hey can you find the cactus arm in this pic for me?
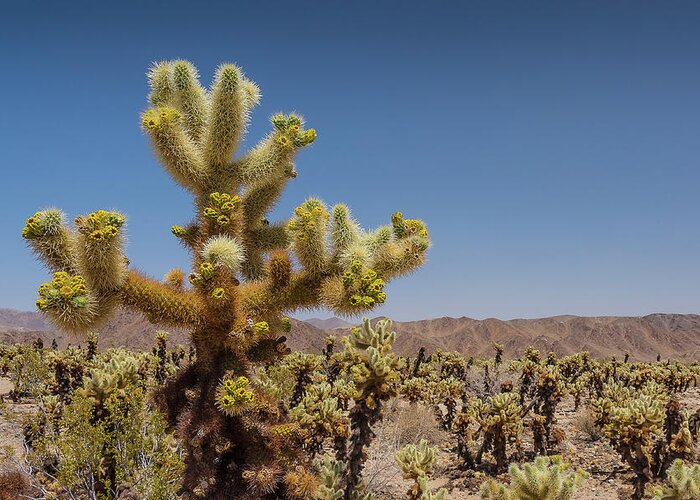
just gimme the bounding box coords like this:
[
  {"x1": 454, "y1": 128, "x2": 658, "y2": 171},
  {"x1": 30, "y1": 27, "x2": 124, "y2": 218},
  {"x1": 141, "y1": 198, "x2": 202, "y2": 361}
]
[
  {"x1": 241, "y1": 180, "x2": 289, "y2": 228},
  {"x1": 147, "y1": 61, "x2": 176, "y2": 107},
  {"x1": 248, "y1": 223, "x2": 289, "y2": 252},
  {"x1": 170, "y1": 60, "x2": 209, "y2": 143},
  {"x1": 26, "y1": 228, "x2": 76, "y2": 273},
  {"x1": 29, "y1": 209, "x2": 129, "y2": 334},
  {"x1": 329, "y1": 204, "x2": 361, "y2": 267},
  {"x1": 22, "y1": 209, "x2": 77, "y2": 273},
  {"x1": 227, "y1": 114, "x2": 315, "y2": 188},
  {"x1": 203, "y1": 64, "x2": 259, "y2": 183},
  {"x1": 287, "y1": 199, "x2": 330, "y2": 276},
  {"x1": 371, "y1": 233, "x2": 430, "y2": 280},
  {"x1": 141, "y1": 106, "x2": 207, "y2": 192},
  {"x1": 120, "y1": 269, "x2": 204, "y2": 328},
  {"x1": 240, "y1": 270, "x2": 323, "y2": 316},
  {"x1": 228, "y1": 132, "x2": 293, "y2": 189},
  {"x1": 72, "y1": 211, "x2": 128, "y2": 295}
]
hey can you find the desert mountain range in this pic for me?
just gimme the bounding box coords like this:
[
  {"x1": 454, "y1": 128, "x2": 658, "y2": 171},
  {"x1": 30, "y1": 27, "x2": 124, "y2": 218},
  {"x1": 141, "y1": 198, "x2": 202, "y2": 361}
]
[{"x1": 1, "y1": 307, "x2": 699, "y2": 361}]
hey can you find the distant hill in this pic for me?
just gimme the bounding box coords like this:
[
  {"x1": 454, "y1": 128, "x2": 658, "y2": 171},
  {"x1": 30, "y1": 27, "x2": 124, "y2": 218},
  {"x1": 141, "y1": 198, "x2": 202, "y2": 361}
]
[
  {"x1": 304, "y1": 317, "x2": 355, "y2": 330},
  {"x1": 376, "y1": 314, "x2": 700, "y2": 361},
  {"x1": 0, "y1": 308, "x2": 698, "y2": 361},
  {"x1": 0, "y1": 307, "x2": 189, "y2": 350}
]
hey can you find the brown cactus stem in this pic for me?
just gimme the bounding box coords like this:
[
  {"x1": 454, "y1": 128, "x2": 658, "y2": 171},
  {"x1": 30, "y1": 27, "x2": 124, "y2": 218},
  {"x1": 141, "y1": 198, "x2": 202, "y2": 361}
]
[
  {"x1": 290, "y1": 369, "x2": 312, "y2": 409},
  {"x1": 412, "y1": 346, "x2": 426, "y2": 377},
  {"x1": 344, "y1": 397, "x2": 383, "y2": 500}
]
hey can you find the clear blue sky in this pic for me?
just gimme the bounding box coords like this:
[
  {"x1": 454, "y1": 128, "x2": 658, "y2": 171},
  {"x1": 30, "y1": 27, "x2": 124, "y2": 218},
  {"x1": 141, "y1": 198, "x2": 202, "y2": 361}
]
[{"x1": 1, "y1": 1, "x2": 698, "y2": 321}]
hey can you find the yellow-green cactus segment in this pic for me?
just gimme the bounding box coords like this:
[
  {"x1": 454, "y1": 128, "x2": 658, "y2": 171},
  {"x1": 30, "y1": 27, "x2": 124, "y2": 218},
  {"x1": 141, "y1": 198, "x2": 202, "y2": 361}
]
[
  {"x1": 287, "y1": 199, "x2": 330, "y2": 274},
  {"x1": 22, "y1": 209, "x2": 65, "y2": 239},
  {"x1": 271, "y1": 113, "x2": 316, "y2": 149},
  {"x1": 281, "y1": 317, "x2": 292, "y2": 333},
  {"x1": 287, "y1": 200, "x2": 329, "y2": 235},
  {"x1": 342, "y1": 260, "x2": 386, "y2": 308},
  {"x1": 141, "y1": 104, "x2": 207, "y2": 192},
  {"x1": 482, "y1": 455, "x2": 588, "y2": 500},
  {"x1": 652, "y1": 459, "x2": 700, "y2": 500},
  {"x1": 270, "y1": 423, "x2": 297, "y2": 439},
  {"x1": 200, "y1": 262, "x2": 215, "y2": 280},
  {"x1": 603, "y1": 393, "x2": 665, "y2": 442},
  {"x1": 141, "y1": 107, "x2": 180, "y2": 130},
  {"x1": 211, "y1": 287, "x2": 226, "y2": 300},
  {"x1": 171, "y1": 225, "x2": 187, "y2": 237},
  {"x1": 37, "y1": 272, "x2": 89, "y2": 311},
  {"x1": 74, "y1": 210, "x2": 125, "y2": 240},
  {"x1": 216, "y1": 375, "x2": 254, "y2": 416},
  {"x1": 395, "y1": 439, "x2": 439, "y2": 480},
  {"x1": 391, "y1": 211, "x2": 428, "y2": 239},
  {"x1": 253, "y1": 321, "x2": 269, "y2": 335},
  {"x1": 203, "y1": 192, "x2": 242, "y2": 227},
  {"x1": 189, "y1": 262, "x2": 215, "y2": 287}
]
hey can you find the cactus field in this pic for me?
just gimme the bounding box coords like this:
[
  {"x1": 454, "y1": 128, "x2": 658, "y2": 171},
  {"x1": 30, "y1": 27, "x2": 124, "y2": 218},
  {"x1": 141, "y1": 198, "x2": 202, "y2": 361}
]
[
  {"x1": 0, "y1": 333, "x2": 699, "y2": 498},
  {"x1": 1, "y1": 59, "x2": 698, "y2": 499}
]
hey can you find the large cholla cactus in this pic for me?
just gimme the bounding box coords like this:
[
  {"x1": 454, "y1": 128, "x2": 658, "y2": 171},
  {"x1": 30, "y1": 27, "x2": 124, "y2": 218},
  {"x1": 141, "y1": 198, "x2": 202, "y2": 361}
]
[
  {"x1": 480, "y1": 455, "x2": 587, "y2": 500},
  {"x1": 22, "y1": 59, "x2": 430, "y2": 498}
]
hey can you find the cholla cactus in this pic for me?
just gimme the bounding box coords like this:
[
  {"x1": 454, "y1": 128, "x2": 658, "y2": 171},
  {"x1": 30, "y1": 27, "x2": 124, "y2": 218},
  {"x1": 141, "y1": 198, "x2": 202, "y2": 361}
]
[
  {"x1": 86, "y1": 332, "x2": 98, "y2": 361},
  {"x1": 454, "y1": 392, "x2": 523, "y2": 471},
  {"x1": 592, "y1": 381, "x2": 696, "y2": 499},
  {"x1": 215, "y1": 373, "x2": 254, "y2": 415},
  {"x1": 568, "y1": 378, "x2": 586, "y2": 411},
  {"x1": 314, "y1": 455, "x2": 344, "y2": 500},
  {"x1": 23, "y1": 59, "x2": 430, "y2": 497},
  {"x1": 652, "y1": 459, "x2": 700, "y2": 500},
  {"x1": 395, "y1": 439, "x2": 447, "y2": 500},
  {"x1": 288, "y1": 352, "x2": 324, "y2": 408},
  {"x1": 432, "y1": 376, "x2": 463, "y2": 430},
  {"x1": 401, "y1": 376, "x2": 433, "y2": 404},
  {"x1": 527, "y1": 365, "x2": 566, "y2": 454},
  {"x1": 481, "y1": 455, "x2": 587, "y2": 500},
  {"x1": 343, "y1": 318, "x2": 402, "y2": 498},
  {"x1": 47, "y1": 347, "x2": 86, "y2": 401},
  {"x1": 153, "y1": 330, "x2": 169, "y2": 382},
  {"x1": 290, "y1": 382, "x2": 349, "y2": 456},
  {"x1": 81, "y1": 350, "x2": 142, "y2": 413},
  {"x1": 435, "y1": 350, "x2": 467, "y2": 379},
  {"x1": 518, "y1": 350, "x2": 539, "y2": 406},
  {"x1": 493, "y1": 343, "x2": 504, "y2": 365}
]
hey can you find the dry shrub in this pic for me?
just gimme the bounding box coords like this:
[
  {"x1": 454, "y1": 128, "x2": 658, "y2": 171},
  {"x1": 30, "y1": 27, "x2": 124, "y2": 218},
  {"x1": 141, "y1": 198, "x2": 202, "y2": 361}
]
[
  {"x1": 0, "y1": 467, "x2": 30, "y2": 500},
  {"x1": 394, "y1": 402, "x2": 447, "y2": 447},
  {"x1": 463, "y1": 364, "x2": 511, "y2": 399},
  {"x1": 573, "y1": 408, "x2": 602, "y2": 441}
]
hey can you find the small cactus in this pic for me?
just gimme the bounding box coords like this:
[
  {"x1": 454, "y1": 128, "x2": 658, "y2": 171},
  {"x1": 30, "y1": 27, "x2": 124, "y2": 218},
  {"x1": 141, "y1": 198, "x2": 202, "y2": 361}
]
[
  {"x1": 454, "y1": 391, "x2": 523, "y2": 471},
  {"x1": 652, "y1": 459, "x2": 700, "y2": 500},
  {"x1": 395, "y1": 439, "x2": 447, "y2": 500},
  {"x1": 481, "y1": 455, "x2": 587, "y2": 500}
]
